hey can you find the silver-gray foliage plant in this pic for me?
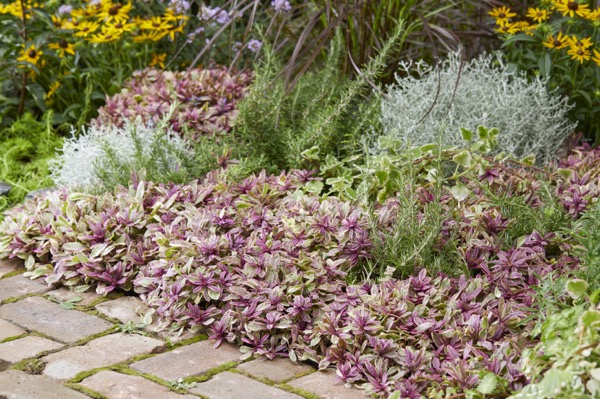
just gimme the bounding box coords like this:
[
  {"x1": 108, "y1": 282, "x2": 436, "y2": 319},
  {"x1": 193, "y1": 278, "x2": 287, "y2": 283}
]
[
  {"x1": 378, "y1": 50, "x2": 577, "y2": 164},
  {"x1": 49, "y1": 117, "x2": 193, "y2": 191}
]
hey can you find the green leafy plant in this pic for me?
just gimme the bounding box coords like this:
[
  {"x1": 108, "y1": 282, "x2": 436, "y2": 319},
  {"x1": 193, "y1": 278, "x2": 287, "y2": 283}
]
[
  {"x1": 510, "y1": 282, "x2": 600, "y2": 399},
  {"x1": 48, "y1": 295, "x2": 83, "y2": 310},
  {"x1": 232, "y1": 23, "x2": 403, "y2": 173},
  {"x1": 116, "y1": 321, "x2": 148, "y2": 336},
  {"x1": 0, "y1": 112, "x2": 61, "y2": 215},
  {"x1": 570, "y1": 201, "x2": 600, "y2": 290}
]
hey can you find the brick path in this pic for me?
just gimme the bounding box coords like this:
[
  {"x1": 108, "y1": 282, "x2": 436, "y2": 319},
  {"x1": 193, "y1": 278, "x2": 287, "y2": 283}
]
[{"x1": 0, "y1": 259, "x2": 366, "y2": 399}]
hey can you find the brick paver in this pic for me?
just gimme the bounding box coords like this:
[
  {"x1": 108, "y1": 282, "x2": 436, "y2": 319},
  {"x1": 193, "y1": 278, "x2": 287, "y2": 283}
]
[
  {"x1": 0, "y1": 336, "x2": 63, "y2": 370},
  {"x1": 130, "y1": 340, "x2": 241, "y2": 381},
  {"x1": 0, "y1": 318, "x2": 26, "y2": 340},
  {"x1": 46, "y1": 287, "x2": 103, "y2": 307},
  {"x1": 42, "y1": 333, "x2": 165, "y2": 381},
  {"x1": 289, "y1": 370, "x2": 367, "y2": 399},
  {"x1": 0, "y1": 296, "x2": 112, "y2": 343},
  {"x1": 79, "y1": 370, "x2": 198, "y2": 399},
  {"x1": 191, "y1": 371, "x2": 303, "y2": 399},
  {"x1": 0, "y1": 274, "x2": 51, "y2": 302},
  {"x1": 237, "y1": 357, "x2": 315, "y2": 382},
  {"x1": 0, "y1": 258, "x2": 24, "y2": 278},
  {"x1": 0, "y1": 369, "x2": 89, "y2": 399},
  {"x1": 0, "y1": 277, "x2": 372, "y2": 399},
  {"x1": 95, "y1": 296, "x2": 149, "y2": 324}
]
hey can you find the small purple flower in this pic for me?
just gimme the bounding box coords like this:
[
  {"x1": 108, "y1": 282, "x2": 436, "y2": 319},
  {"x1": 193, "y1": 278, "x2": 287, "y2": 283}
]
[
  {"x1": 201, "y1": 6, "x2": 230, "y2": 24},
  {"x1": 271, "y1": 0, "x2": 292, "y2": 12},
  {"x1": 57, "y1": 4, "x2": 73, "y2": 16},
  {"x1": 168, "y1": 0, "x2": 191, "y2": 14},
  {"x1": 247, "y1": 39, "x2": 263, "y2": 53}
]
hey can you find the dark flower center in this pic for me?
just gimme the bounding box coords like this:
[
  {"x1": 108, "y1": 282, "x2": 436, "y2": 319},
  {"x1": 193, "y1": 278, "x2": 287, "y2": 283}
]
[
  {"x1": 577, "y1": 49, "x2": 584, "y2": 55},
  {"x1": 568, "y1": 2, "x2": 578, "y2": 11},
  {"x1": 28, "y1": 50, "x2": 37, "y2": 58},
  {"x1": 60, "y1": 39, "x2": 68, "y2": 49},
  {"x1": 108, "y1": 5, "x2": 122, "y2": 16},
  {"x1": 115, "y1": 22, "x2": 123, "y2": 28},
  {"x1": 554, "y1": 39, "x2": 562, "y2": 46},
  {"x1": 498, "y1": 12, "x2": 506, "y2": 18}
]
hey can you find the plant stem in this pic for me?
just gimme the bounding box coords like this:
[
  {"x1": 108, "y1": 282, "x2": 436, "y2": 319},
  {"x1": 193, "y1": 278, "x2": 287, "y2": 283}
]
[{"x1": 17, "y1": 0, "x2": 29, "y2": 117}]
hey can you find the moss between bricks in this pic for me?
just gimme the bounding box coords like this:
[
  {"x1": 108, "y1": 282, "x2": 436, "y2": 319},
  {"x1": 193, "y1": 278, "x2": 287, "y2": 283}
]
[
  {"x1": 10, "y1": 358, "x2": 46, "y2": 374},
  {"x1": 276, "y1": 383, "x2": 322, "y2": 399},
  {"x1": 229, "y1": 367, "x2": 320, "y2": 399},
  {"x1": 182, "y1": 360, "x2": 240, "y2": 384},
  {"x1": 64, "y1": 383, "x2": 110, "y2": 399},
  {"x1": 0, "y1": 333, "x2": 27, "y2": 344},
  {"x1": 0, "y1": 269, "x2": 26, "y2": 280},
  {"x1": 70, "y1": 326, "x2": 119, "y2": 347},
  {"x1": 232, "y1": 364, "x2": 317, "y2": 386},
  {"x1": 0, "y1": 292, "x2": 43, "y2": 306}
]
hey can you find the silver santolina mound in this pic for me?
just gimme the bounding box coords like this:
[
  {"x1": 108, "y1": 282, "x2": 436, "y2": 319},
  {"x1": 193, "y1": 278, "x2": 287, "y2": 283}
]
[{"x1": 378, "y1": 51, "x2": 577, "y2": 164}]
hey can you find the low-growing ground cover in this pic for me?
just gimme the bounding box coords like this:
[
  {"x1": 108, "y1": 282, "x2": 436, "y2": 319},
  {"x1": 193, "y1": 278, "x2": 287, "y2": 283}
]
[
  {"x1": 1, "y1": 139, "x2": 599, "y2": 398},
  {"x1": 93, "y1": 66, "x2": 253, "y2": 140}
]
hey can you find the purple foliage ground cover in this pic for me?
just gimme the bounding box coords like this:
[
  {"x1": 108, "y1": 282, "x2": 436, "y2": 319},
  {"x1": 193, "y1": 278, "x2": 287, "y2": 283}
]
[
  {"x1": 93, "y1": 66, "x2": 253, "y2": 140},
  {"x1": 1, "y1": 145, "x2": 599, "y2": 397}
]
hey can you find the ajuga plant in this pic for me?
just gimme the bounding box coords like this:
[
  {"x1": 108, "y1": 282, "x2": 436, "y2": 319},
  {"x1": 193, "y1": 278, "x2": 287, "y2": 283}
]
[
  {"x1": 231, "y1": 24, "x2": 404, "y2": 173},
  {"x1": 93, "y1": 66, "x2": 253, "y2": 142},
  {"x1": 49, "y1": 113, "x2": 217, "y2": 193},
  {"x1": 377, "y1": 50, "x2": 577, "y2": 165},
  {"x1": 0, "y1": 164, "x2": 591, "y2": 398},
  {"x1": 0, "y1": 113, "x2": 62, "y2": 214}
]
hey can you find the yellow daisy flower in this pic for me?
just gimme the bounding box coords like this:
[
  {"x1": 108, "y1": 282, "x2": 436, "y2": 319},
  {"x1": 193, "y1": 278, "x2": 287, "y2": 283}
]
[
  {"x1": 165, "y1": 23, "x2": 185, "y2": 41},
  {"x1": 592, "y1": 49, "x2": 600, "y2": 66},
  {"x1": 543, "y1": 31, "x2": 569, "y2": 49},
  {"x1": 52, "y1": 15, "x2": 66, "y2": 29},
  {"x1": 85, "y1": 1, "x2": 103, "y2": 16},
  {"x1": 74, "y1": 20, "x2": 101, "y2": 37},
  {"x1": 567, "y1": 35, "x2": 593, "y2": 49},
  {"x1": 62, "y1": 19, "x2": 83, "y2": 30},
  {"x1": 585, "y1": 8, "x2": 600, "y2": 21},
  {"x1": 514, "y1": 21, "x2": 537, "y2": 35},
  {"x1": 132, "y1": 30, "x2": 164, "y2": 43},
  {"x1": 495, "y1": 21, "x2": 519, "y2": 35},
  {"x1": 46, "y1": 81, "x2": 61, "y2": 100},
  {"x1": 555, "y1": 0, "x2": 590, "y2": 18},
  {"x1": 71, "y1": 8, "x2": 93, "y2": 19},
  {"x1": 567, "y1": 46, "x2": 591, "y2": 63},
  {"x1": 87, "y1": 25, "x2": 122, "y2": 43},
  {"x1": 97, "y1": 1, "x2": 131, "y2": 23},
  {"x1": 106, "y1": 20, "x2": 136, "y2": 33},
  {"x1": 163, "y1": 9, "x2": 189, "y2": 22},
  {"x1": 489, "y1": 6, "x2": 517, "y2": 25},
  {"x1": 150, "y1": 53, "x2": 167, "y2": 68},
  {"x1": 526, "y1": 7, "x2": 550, "y2": 23},
  {"x1": 17, "y1": 45, "x2": 42, "y2": 66},
  {"x1": 139, "y1": 16, "x2": 171, "y2": 31},
  {"x1": 49, "y1": 39, "x2": 75, "y2": 58}
]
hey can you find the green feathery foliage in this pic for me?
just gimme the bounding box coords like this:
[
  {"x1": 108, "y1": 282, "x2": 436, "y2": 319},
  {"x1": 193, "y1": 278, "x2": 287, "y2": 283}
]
[
  {"x1": 232, "y1": 22, "x2": 405, "y2": 173},
  {"x1": 0, "y1": 113, "x2": 61, "y2": 214}
]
